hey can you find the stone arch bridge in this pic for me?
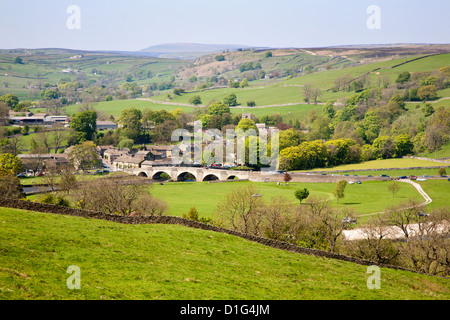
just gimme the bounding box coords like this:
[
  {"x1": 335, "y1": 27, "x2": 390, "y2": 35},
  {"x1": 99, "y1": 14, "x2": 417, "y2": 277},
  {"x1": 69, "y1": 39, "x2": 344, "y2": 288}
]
[
  {"x1": 126, "y1": 166, "x2": 392, "y2": 183},
  {"x1": 129, "y1": 166, "x2": 252, "y2": 182}
]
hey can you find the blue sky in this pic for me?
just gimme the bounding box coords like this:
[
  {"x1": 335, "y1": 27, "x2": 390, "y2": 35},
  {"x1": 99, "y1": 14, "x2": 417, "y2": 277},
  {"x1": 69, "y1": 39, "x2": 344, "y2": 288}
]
[{"x1": 1, "y1": 0, "x2": 449, "y2": 51}]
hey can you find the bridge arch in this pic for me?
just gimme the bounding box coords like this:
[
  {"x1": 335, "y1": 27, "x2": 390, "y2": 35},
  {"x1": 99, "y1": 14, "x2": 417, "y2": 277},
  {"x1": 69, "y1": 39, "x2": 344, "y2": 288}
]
[
  {"x1": 152, "y1": 171, "x2": 171, "y2": 181},
  {"x1": 177, "y1": 171, "x2": 197, "y2": 182},
  {"x1": 137, "y1": 172, "x2": 148, "y2": 177},
  {"x1": 203, "y1": 174, "x2": 220, "y2": 182},
  {"x1": 227, "y1": 175, "x2": 238, "y2": 180}
]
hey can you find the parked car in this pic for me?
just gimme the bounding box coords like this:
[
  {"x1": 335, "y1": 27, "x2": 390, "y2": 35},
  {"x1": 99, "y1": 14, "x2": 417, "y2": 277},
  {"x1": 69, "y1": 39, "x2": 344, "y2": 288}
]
[
  {"x1": 356, "y1": 180, "x2": 361, "y2": 184},
  {"x1": 398, "y1": 176, "x2": 407, "y2": 179},
  {"x1": 348, "y1": 181, "x2": 354, "y2": 184},
  {"x1": 36, "y1": 172, "x2": 44, "y2": 177},
  {"x1": 423, "y1": 175, "x2": 430, "y2": 178},
  {"x1": 342, "y1": 217, "x2": 357, "y2": 224},
  {"x1": 417, "y1": 178, "x2": 427, "y2": 181},
  {"x1": 418, "y1": 212, "x2": 429, "y2": 217},
  {"x1": 409, "y1": 175, "x2": 417, "y2": 180},
  {"x1": 380, "y1": 174, "x2": 390, "y2": 178},
  {"x1": 16, "y1": 173, "x2": 26, "y2": 178}
]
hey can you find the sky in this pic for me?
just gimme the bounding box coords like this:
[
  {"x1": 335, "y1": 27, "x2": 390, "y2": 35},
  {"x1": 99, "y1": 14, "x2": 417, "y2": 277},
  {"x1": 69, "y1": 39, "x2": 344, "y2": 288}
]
[{"x1": 1, "y1": 0, "x2": 449, "y2": 51}]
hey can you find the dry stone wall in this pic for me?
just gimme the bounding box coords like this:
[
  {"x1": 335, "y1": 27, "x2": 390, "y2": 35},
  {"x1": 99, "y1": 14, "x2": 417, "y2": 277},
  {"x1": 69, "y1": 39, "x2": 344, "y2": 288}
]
[{"x1": 0, "y1": 198, "x2": 424, "y2": 275}]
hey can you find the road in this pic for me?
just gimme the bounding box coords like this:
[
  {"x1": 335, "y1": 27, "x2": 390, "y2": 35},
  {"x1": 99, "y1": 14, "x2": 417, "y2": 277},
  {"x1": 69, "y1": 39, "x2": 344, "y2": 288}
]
[{"x1": 342, "y1": 179, "x2": 434, "y2": 240}]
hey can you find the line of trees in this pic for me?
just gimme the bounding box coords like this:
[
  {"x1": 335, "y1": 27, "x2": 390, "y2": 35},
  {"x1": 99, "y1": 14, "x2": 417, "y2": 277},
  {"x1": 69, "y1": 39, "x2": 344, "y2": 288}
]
[{"x1": 215, "y1": 185, "x2": 450, "y2": 276}]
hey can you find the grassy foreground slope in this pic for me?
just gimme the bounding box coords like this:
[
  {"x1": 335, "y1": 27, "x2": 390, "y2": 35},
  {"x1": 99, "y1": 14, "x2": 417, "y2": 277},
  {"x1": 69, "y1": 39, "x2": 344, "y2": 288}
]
[{"x1": 1, "y1": 207, "x2": 448, "y2": 300}]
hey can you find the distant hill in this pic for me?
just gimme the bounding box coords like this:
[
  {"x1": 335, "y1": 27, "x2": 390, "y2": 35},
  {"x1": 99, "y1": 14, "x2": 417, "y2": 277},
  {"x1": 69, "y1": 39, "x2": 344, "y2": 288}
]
[{"x1": 139, "y1": 43, "x2": 265, "y2": 60}]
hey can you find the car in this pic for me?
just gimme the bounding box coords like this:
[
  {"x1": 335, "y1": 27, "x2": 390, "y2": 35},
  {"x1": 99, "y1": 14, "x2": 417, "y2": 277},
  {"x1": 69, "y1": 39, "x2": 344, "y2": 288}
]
[
  {"x1": 348, "y1": 181, "x2": 354, "y2": 184},
  {"x1": 423, "y1": 175, "x2": 430, "y2": 178},
  {"x1": 356, "y1": 180, "x2": 361, "y2": 184},
  {"x1": 398, "y1": 176, "x2": 407, "y2": 179},
  {"x1": 418, "y1": 212, "x2": 429, "y2": 217},
  {"x1": 409, "y1": 175, "x2": 417, "y2": 180},
  {"x1": 367, "y1": 175, "x2": 373, "y2": 177},
  {"x1": 16, "y1": 173, "x2": 26, "y2": 178},
  {"x1": 416, "y1": 178, "x2": 427, "y2": 181},
  {"x1": 342, "y1": 217, "x2": 357, "y2": 224},
  {"x1": 380, "y1": 174, "x2": 390, "y2": 178},
  {"x1": 36, "y1": 172, "x2": 44, "y2": 177},
  {"x1": 448, "y1": 178, "x2": 450, "y2": 182}
]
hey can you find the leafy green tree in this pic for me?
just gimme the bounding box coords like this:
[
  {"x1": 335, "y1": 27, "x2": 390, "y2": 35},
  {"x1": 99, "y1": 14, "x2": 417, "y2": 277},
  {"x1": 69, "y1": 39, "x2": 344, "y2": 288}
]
[
  {"x1": 118, "y1": 138, "x2": 134, "y2": 149},
  {"x1": 422, "y1": 103, "x2": 435, "y2": 117},
  {"x1": 207, "y1": 101, "x2": 230, "y2": 116},
  {"x1": 418, "y1": 85, "x2": 437, "y2": 101},
  {"x1": 235, "y1": 118, "x2": 257, "y2": 132},
  {"x1": 0, "y1": 153, "x2": 23, "y2": 174},
  {"x1": 215, "y1": 55, "x2": 225, "y2": 61},
  {"x1": 188, "y1": 95, "x2": 202, "y2": 105},
  {"x1": 70, "y1": 110, "x2": 98, "y2": 143},
  {"x1": 372, "y1": 135, "x2": 395, "y2": 159},
  {"x1": 278, "y1": 128, "x2": 306, "y2": 151},
  {"x1": 240, "y1": 78, "x2": 249, "y2": 88},
  {"x1": 396, "y1": 71, "x2": 411, "y2": 84},
  {"x1": 118, "y1": 108, "x2": 143, "y2": 140},
  {"x1": 188, "y1": 75, "x2": 198, "y2": 83},
  {"x1": 0, "y1": 94, "x2": 19, "y2": 109},
  {"x1": 394, "y1": 134, "x2": 413, "y2": 157},
  {"x1": 68, "y1": 141, "x2": 101, "y2": 170},
  {"x1": 333, "y1": 180, "x2": 348, "y2": 204},
  {"x1": 294, "y1": 188, "x2": 309, "y2": 204},
  {"x1": 14, "y1": 56, "x2": 23, "y2": 64},
  {"x1": 265, "y1": 51, "x2": 273, "y2": 58},
  {"x1": 223, "y1": 93, "x2": 238, "y2": 106}
]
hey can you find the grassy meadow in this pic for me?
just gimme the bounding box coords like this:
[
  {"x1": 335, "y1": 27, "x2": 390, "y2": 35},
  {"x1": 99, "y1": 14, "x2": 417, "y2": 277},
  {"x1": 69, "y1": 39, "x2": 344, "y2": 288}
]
[
  {"x1": 148, "y1": 180, "x2": 424, "y2": 220},
  {"x1": 1, "y1": 206, "x2": 448, "y2": 300}
]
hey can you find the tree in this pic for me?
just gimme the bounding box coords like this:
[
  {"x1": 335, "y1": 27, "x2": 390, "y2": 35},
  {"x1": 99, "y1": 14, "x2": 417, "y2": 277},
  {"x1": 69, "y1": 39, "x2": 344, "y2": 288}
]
[
  {"x1": 425, "y1": 124, "x2": 447, "y2": 159},
  {"x1": 438, "y1": 167, "x2": 447, "y2": 176},
  {"x1": 217, "y1": 185, "x2": 264, "y2": 235},
  {"x1": 417, "y1": 85, "x2": 437, "y2": 101},
  {"x1": 207, "y1": 101, "x2": 230, "y2": 116},
  {"x1": 0, "y1": 172, "x2": 23, "y2": 199},
  {"x1": 118, "y1": 108, "x2": 142, "y2": 141},
  {"x1": 223, "y1": 93, "x2": 238, "y2": 106},
  {"x1": 388, "y1": 182, "x2": 401, "y2": 198},
  {"x1": 265, "y1": 51, "x2": 273, "y2": 58},
  {"x1": 0, "y1": 153, "x2": 23, "y2": 174},
  {"x1": 240, "y1": 78, "x2": 249, "y2": 88},
  {"x1": 188, "y1": 75, "x2": 198, "y2": 83},
  {"x1": 396, "y1": 71, "x2": 411, "y2": 84},
  {"x1": 70, "y1": 110, "x2": 97, "y2": 143},
  {"x1": 0, "y1": 102, "x2": 9, "y2": 125},
  {"x1": 215, "y1": 54, "x2": 225, "y2": 61},
  {"x1": 188, "y1": 95, "x2": 202, "y2": 105},
  {"x1": 0, "y1": 94, "x2": 19, "y2": 109},
  {"x1": 235, "y1": 118, "x2": 257, "y2": 132},
  {"x1": 67, "y1": 141, "x2": 101, "y2": 170},
  {"x1": 294, "y1": 188, "x2": 310, "y2": 204},
  {"x1": 333, "y1": 180, "x2": 348, "y2": 204},
  {"x1": 183, "y1": 206, "x2": 200, "y2": 221}
]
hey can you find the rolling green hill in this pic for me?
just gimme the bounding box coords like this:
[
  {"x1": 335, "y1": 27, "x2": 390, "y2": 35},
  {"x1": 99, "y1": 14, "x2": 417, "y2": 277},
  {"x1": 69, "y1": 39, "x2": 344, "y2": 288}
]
[{"x1": 0, "y1": 206, "x2": 448, "y2": 300}]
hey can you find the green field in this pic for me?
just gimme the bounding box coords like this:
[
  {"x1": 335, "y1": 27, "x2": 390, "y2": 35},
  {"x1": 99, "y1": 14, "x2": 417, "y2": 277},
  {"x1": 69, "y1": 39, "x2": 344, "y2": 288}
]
[
  {"x1": 148, "y1": 180, "x2": 424, "y2": 220},
  {"x1": 1, "y1": 207, "x2": 448, "y2": 300},
  {"x1": 301, "y1": 158, "x2": 448, "y2": 172}
]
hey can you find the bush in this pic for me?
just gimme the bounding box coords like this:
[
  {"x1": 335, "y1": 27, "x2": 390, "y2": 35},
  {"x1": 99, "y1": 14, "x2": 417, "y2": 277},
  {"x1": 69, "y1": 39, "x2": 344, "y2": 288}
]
[{"x1": 246, "y1": 101, "x2": 256, "y2": 107}]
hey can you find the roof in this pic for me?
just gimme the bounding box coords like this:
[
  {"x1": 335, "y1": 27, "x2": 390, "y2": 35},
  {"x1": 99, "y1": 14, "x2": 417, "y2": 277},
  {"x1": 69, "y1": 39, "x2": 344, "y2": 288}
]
[
  {"x1": 141, "y1": 159, "x2": 174, "y2": 166},
  {"x1": 113, "y1": 155, "x2": 146, "y2": 164}
]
